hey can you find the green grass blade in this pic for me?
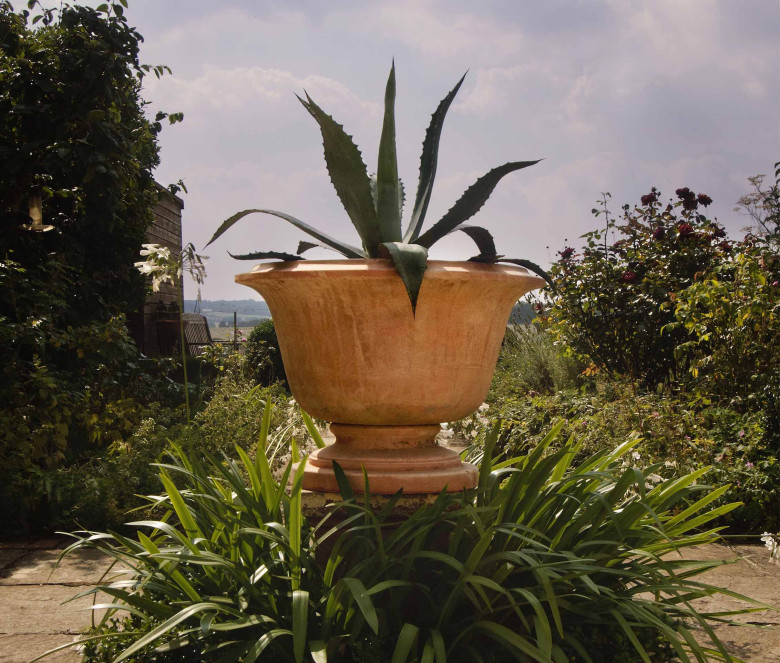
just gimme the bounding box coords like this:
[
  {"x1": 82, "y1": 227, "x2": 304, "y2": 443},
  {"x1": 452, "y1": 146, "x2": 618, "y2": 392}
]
[{"x1": 376, "y1": 61, "x2": 402, "y2": 242}]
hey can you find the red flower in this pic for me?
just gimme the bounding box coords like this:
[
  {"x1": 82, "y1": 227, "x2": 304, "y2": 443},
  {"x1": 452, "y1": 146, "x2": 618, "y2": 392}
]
[
  {"x1": 678, "y1": 223, "x2": 694, "y2": 237},
  {"x1": 652, "y1": 226, "x2": 665, "y2": 240},
  {"x1": 697, "y1": 193, "x2": 713, "y2": 207},
  {"x1": 675, "y1": 187, "x2": 695, "y2": 200},
  {"x1": 641, "y1": 192, "x2": 658, "y2": 205},
  {"x1": 622, "y1": 270, "x2": 637, "y2": 283},
  {"x1": 559, "y1": 247, "x2": 575, "y2": 261}
]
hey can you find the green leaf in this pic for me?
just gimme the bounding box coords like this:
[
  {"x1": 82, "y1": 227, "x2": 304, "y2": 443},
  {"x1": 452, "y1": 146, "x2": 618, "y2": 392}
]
[
  {"x1": 310, "y1": 640, "x2": 328, "y2": 663},
  {"x1": 301, "y1": 410, "x2": 327, "y2": 448},
  {"x1": 391, "y1": 623, "x2": 420, "y2": 663},
  {"x1": 379, "y1": 242, "x2": 429, "y2": 314},
  {"x1": 228, "y1": 251, "x2": 304, "y2": 261},
  {"x1": 332, "y1": 460, "x2": 355, "y2": 500},
  {"x1": 292, "y1": 590, "x2": 309, "y2": 663},
  {"x1": 478, "y1": 419, "x2": 500, "y2": 497},
  {"x1": 496, "y1": 258, "x2": 553, "y2": 289},
  {"x1": 458, "y1": 225, "x2": 498, "y2": 259},
  {"x1": 115, "y1": 603, "x2": 225, "y2": 662},
  {"x1": 404, "y1": 72, "x2": 467, "y2": 243},
  {"x1": 376, "y1": 62, "x2": 403, "y2": 243},
  {"x1": 297, "y1": 94, "x2": 381, "y2": 255},
  {"x1": 414, "y1": 160, "x2": 541, "y2": 249},
  {"x1": 204, "y1": 208, "x2": 365, "y2": 258},
  {"x1": 342, "y1": 577, "x2": 379, "y2": 634}
]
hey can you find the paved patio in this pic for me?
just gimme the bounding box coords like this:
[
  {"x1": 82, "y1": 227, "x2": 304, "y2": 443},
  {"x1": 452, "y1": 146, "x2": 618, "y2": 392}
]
[{"x1": 0, "y1": 540, "x2": 777, "y2": 663}]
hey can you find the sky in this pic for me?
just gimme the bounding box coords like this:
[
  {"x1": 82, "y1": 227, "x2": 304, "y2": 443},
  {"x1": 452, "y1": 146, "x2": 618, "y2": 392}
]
[{"x1": 100, "y1": 1, "x2": 780, "y2": 299}]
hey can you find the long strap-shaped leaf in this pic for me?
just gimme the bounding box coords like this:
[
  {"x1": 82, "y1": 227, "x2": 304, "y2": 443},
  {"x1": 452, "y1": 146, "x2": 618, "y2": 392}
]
[
  {"x1": 404, "y1": 72, "x2": 467, "y2": 243},
  {"x1": 204, "y1": 209, "x2": 366, "y2": 258},
  {"x1": 376, "y1": 62, "x2": 402, "y2": 242},
  {"x1": 414, "y1": 160, "x2": 541, "y2": 249},
  {"x1": 298, "y1": 93, "x2": 381, "y2": 255},
  {"x1": 379, "y1": 241, "x2": 429, "y2": 314}
]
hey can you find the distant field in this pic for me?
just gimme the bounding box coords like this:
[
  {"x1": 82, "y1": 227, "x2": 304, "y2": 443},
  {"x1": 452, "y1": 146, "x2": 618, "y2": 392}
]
[{"x1": 209, "y1": 326, "x2": 257, "y2": 342}]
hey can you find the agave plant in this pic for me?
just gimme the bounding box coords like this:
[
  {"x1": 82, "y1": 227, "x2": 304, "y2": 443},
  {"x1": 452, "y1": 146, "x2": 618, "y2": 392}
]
[{"x1": 205, "y1": 63, "x2": 549, "y2": 311}]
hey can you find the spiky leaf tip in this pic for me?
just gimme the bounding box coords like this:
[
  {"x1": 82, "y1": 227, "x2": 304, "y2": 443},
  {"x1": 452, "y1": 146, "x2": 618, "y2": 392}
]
[{"x1": 379, "y1": 242, "x2": 429, "y2": 315}]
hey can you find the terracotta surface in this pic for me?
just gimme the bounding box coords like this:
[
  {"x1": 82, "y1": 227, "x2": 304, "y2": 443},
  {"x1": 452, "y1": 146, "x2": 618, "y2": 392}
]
[{"x1": 237, "y1": 259, "x2": 545, "y2": 493}]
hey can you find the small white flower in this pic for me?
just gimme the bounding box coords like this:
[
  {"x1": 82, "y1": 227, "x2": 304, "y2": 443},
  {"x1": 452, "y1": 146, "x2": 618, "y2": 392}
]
[
  {"x1": 664, "y1": 460, "x2": 676, "y2": 468},
  {"x1": 478, "y1": 403, "x2": 489, "y2": 412},
  {"x1": 631, "y1": 451, "x2": 641, "y2": 461}
]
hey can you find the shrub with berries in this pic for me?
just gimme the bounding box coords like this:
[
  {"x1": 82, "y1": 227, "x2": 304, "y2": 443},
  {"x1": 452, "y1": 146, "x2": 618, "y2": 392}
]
[{"x1": 544, "y1": 188, "x2": 732, "y2": 387}]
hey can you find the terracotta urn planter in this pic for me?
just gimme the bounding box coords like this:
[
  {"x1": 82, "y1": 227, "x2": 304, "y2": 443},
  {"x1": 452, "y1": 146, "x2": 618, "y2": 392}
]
[{"x1": 237, "y1": 259, "x2": 545, "y2": 494}]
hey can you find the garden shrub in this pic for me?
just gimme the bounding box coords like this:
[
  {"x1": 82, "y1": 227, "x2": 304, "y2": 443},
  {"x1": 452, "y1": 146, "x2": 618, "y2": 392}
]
[
  {"x1": 0, "y1": 2, "x2": 182, "y2": 535},
  {"x1": 545, "y1": 188, "x2": 731, "y2": 387},
  {"x1": 42, "y1": 363, "x2": 290, "y2": 533},
  {"x1": 53, "y1": 417, "x2": 764, "y2": 663},
  {"x1": 669, "y1": 243, "x2": 780, "y2": 402},
  {"x1": 490, "y1": 324, "x2": 583, "y2": 400},
  {"x1": 476, "y1": 377, "x2": 778, "y2": 534},
  {"x1": 244, "y1": 318, "x2": 288, "y2": 388}
]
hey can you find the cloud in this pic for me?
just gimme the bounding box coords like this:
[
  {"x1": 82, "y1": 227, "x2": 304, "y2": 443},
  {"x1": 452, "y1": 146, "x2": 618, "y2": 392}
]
[{"x1": 121, "y1": 0, "x2": 778, "y2": 300}]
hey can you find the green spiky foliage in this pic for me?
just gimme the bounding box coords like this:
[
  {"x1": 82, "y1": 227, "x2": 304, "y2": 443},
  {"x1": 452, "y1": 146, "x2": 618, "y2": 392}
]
[
  {"x1": 205, "y1": 63, "x2": 550, "y2": 312},
  {"x1": 38, "y1": 408, "x2": 770, "y2": 663}
]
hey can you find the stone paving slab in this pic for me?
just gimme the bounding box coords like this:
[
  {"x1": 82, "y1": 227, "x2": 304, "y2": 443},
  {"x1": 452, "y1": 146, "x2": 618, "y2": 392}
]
[
  {"x1": 0, "y1": 634, "x2": 81, "y2": 663},
  {"x1": 0, "y1": 550, "x2": 121, "y2": 587},
  {"x1": 684, "y1": 544, "x2": 780, "y2": 662}
]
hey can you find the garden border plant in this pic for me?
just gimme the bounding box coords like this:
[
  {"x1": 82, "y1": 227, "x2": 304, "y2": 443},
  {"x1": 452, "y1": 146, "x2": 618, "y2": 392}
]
[{"x1": 38, "y1": 409, "x2": 773, "y2": 663}]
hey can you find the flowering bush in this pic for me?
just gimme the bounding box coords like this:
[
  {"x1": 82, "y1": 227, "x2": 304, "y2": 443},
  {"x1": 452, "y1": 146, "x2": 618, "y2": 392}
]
[{"x1": 545, "y1": 188, "x2": 733, "y2": 387}]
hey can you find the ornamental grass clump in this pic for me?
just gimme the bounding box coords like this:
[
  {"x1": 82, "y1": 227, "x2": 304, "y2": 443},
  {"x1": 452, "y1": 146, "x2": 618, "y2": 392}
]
[
  {"x1": 42, "y1": 410, "x2": 769, "y2": 663},
  {"x1": 205, "y1": 63, "x2": 550, "y2": 311}
]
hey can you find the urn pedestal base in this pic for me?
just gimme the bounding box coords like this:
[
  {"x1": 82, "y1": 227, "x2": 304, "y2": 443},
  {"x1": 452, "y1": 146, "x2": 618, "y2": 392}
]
[{"x1": 301, "y1": 423, "x2": 478, "y2": 494}]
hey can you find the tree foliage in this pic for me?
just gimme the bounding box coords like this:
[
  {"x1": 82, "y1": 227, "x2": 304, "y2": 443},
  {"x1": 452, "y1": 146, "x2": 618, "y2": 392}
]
[{"x1": 0, "y1": 1, "x2": 179, "y2": 532}]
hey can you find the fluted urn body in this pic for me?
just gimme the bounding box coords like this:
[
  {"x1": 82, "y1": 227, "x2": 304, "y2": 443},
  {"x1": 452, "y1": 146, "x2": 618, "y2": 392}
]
[{"x1": 236, "y1": 259, "x2": 545, "y2": 493}]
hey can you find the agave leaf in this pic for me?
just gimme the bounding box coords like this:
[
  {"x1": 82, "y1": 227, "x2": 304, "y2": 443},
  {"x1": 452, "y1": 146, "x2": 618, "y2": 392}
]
[
  {"x1": 379, "y1": 242, "x2": 429, "y2": 314},
  {"x1": 495, "y1": 258, "x2": 554, "y2": 289},
  {"x1": 371, "y1": 173, "x2": 406, "y2": 220},
  {"x1": 228, "y1": 251, "x2": 304, "y2": 261},
  {"x1": 298, "y1": 93, "x2": 381, "y2": 255},
  {"x1": 404, "y1": 72, "x2": 467, "y2": 243},
  {"x1": 457, "y1": 225, "x2": 499, "y2": 260},
  {"x1": 376, "y1": 62, "x2": 403, "y2": 242},
  {"x1": 414, "y1": 160, "x2": 541, "y2": 249},
  {"x1": 205, "y1": 208, "x2": 366, "y2": 258},
  {"x1": 296, "y1": 240, "x2": 345, "y2": 257}
]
